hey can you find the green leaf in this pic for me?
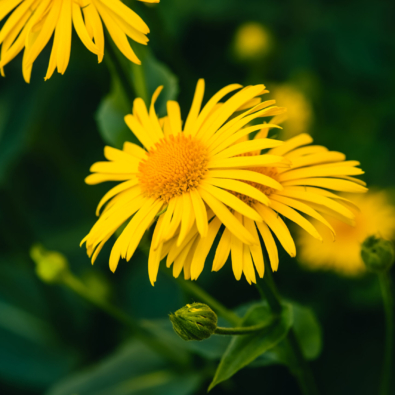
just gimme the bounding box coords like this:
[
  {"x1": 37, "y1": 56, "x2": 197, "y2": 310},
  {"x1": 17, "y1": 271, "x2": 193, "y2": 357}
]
[
  {"x1": 291, "y1": 303, "x2": 322, "y2": 360},
  {"x1": 208, "y1": 303, "x2": 293, "y2": 391},
  {"x1": 250, "y1": 302, "x2": 322, "y2": 367},
  {"x1": 46, "y1": 341, "x2": 202, "y2": 395},
  {"x1": 131, "y1": 48, "x2": 179, "y2": 117},
  {"x1": 95, "y1": 79, "x2": 139, "y2": 150}
]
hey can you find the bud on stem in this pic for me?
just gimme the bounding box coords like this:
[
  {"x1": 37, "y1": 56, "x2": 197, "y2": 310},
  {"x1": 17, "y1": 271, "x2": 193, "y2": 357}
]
[
  {"x1": 361, "y1": 235, "x2": 394, "y2": 273},
  {"x1": 169, "y1": 303, "x2": 218, "y2": 341},
  {"x1": 30, "y1": 244, "x2": 69, "y2": 283}
]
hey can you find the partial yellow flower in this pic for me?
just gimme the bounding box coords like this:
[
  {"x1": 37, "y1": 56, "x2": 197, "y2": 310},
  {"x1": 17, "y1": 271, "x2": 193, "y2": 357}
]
[
  {"x1": 233, "y1": 22, "x2": 272, "y2": 61},
  {"x1": 81, "y1": 79, "x2": 288, "y2": 285},
  {"x1": 270, "y1": 84, "x2": 313, "y2": 139},
  {"x1": 297, "y1": 190, "x2": 395, "y2": 276},
  {"x1": 160, "y1": 131, "x2": 367, "y2": 284},
  {"x1": 0, "y1": 0, "x2": 158, "y2": 82}
]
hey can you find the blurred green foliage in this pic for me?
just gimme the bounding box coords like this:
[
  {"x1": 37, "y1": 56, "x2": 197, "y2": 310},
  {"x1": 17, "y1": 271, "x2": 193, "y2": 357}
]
[{"x1": 0, "y1": 0, "x2": 394, "y2": 394}]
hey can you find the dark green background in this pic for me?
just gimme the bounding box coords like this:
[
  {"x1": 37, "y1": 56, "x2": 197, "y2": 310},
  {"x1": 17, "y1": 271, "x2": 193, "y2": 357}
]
[{"x1": 0, "y1": 0, "x2": 394, "y2": 394}]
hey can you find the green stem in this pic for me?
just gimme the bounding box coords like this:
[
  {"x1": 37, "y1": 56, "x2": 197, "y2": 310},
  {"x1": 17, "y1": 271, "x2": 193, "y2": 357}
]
[
  {"x1": 378, "y1": 272, "x2": 394, "y2": 395},
  {"x1": 62, "y1": 272, "x2": 186, "y2": 367},
  {"x1": 215, "y1": 319, "x2": 274, "y2": 336},
  {"x1": 256, "y1": 271, "x2": 319, "y2": 395},
  {"x1": 131, "y1": 62, "x2": 149, "y2": 105},
  {"x1": 104, "y1": 33, "x2": 136, "y2": 106},
  {"x1": 172, "y1": 276, "x2": 242, "y2": 326}
]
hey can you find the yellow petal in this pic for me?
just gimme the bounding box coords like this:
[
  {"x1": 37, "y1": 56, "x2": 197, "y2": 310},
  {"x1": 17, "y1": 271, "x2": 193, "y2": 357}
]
[
  {"x1": 214, "y1": 138, "x2": 283, "y2": 160},
  {"x1": 255, "y1": 220, "x2": 279, "y2": 271},
  {"x1": 269, "y1": 199, "x2": 322, "y2": 241},
  {"x1": 254, "y1": 203, "x2": 296, "y2": 258},
  {"x1": 208, "y1": 169, "x2": 283, "y2": 190},
  {"x1": 72, "y1": 3, "x2": 98, "y2": 55},
  {"x1": 200, "y1": 182, "x2": 262, "y2": 222},
  {"x1": 212, "y1": 228, "x2": 231, "y2": 272},
  {"x1": 244, "y1": 217, "x2": 264, "y2": 277},
  {"x1": 184, "y1": 79, "x2": 205, "y2": 135},
  {"x1": 207, "y1": 177, "x2": 269, "y2": 206},
  {"x1": 198, "y1": 186, "x2": 256, "y2": 245},
  {"x1": 190, "y1": 217, "x2": 222, "y2": 280},
  {"x1": 190, "y1": 189, "x2": 208, "y2": 237}
]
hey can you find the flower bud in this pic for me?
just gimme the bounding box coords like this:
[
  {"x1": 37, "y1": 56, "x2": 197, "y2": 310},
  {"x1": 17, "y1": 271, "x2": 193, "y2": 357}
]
[
  {"x1": 169, "y1": 303, "x2": 218, "y2": 341},
  {"x1": 30, "y1": 244, "x2": 69, "y2": 283},
  {"x1": 361, "y1": 235, "x2": 394, "y2": 273}
]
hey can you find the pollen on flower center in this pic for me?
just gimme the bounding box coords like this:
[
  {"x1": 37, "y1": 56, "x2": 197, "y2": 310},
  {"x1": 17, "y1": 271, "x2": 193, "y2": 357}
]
[{"x1": 138, "y1": 135, "x2": 209, "y2": 202}]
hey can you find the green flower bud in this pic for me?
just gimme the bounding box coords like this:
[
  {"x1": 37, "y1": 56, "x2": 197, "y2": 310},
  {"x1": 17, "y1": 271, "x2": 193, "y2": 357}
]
[
  {"x1": 169, "y1": 303, "x2": 218, "y2": 341},
  {"x1": 361, "y1": 235, "x2": 394, "y2": 273},
  {"x1": 30, "y1": 244, "x2": 69, "y2": 283}
]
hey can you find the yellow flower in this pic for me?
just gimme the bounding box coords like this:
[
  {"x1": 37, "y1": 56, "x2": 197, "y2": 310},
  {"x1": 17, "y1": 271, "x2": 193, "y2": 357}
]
[
  {"x1": 270, "y1": 84, "x2": 313, "y2": 139},
  {"x1": 233, "y1": 22, "x2": 272, "y2": 61},
  {"x1": 297, "y1": 190, "x2": 395, "y2": 276},
  {"x1": 0, "y1": 0, "x2": 158, "y2": 82},
  {"x1": 161, "y1": 131, "x2": 367, "y2": 284},
  {"x1": 82, "y1": 79, "x2": 288, "y2": 285}
]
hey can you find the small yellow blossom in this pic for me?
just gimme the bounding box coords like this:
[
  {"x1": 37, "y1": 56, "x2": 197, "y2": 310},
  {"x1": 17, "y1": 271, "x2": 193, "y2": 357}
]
[
  {"x1": 297, "y1": 190, "x2": 395, "y2": 276},
  {"x1": 233, "y1": 22, "x2": 272, "y2": 61}
]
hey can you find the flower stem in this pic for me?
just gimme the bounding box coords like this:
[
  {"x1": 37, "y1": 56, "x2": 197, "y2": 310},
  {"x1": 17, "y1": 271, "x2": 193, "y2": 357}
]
[
  {"x1": 172, "y1": 276, "x2": 242, "y2": 326},
  {"x1": 215, "y1": 319, "x2": 275, "y2": 336},
  {"x1": 256, "y1": 268, "x2": 319, "y2": 395},
  {"x1": 104, "y1": 33, "x2": 136, "y2": 106},
  {"x1": 378, "y1": 272, "x2": 394, "y2": 395},
  {"x1": 61, "y1": 272, "x2": 186, "y2": 367}
]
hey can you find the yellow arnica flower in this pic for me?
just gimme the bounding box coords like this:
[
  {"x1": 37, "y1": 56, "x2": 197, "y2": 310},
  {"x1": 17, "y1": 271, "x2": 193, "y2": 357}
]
[
  {"x1": 0, "y1": 0, "x2": 158, "y2": 82},
  {"x1": 160, "y1": 131, "x2": 367, "y2": 284},
  {"x1": 297, "y1": 190, "x2": 395, "y2": 276},
  {"x1": 82, "y1": 80, "x2": 288, "y2": 285}
]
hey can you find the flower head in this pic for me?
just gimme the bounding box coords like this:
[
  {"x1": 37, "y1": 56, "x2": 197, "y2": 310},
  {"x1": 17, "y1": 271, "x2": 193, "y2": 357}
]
[
  {"x1": 233, "y1": 22, "x2": 272, "y2": 61},
  {"x1": 160, "y1": 130, "x2": 366, "y2": 284},
  {"x1": 298, "y1": 190, "x2": 395, "y2": 276},
  {"x1": 169, "y1": 302, "x2": 218, "y2": 341},
  {"x1": 82, "y1": 79, "x2": 287, "y2": 285},
  {"x1": 0, "y1": 0, "x2": 158, "y2": 82}
]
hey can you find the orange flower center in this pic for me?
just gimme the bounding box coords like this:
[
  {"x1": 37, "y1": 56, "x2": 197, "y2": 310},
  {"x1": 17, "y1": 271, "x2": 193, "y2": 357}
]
[{"x1": 137, "y1": 135, "x2": 209, "y2": 202}]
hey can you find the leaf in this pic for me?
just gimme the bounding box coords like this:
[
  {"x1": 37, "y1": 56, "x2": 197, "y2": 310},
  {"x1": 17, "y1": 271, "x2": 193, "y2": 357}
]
[
  {"x1": 250, "y1": 302, "x2": 322, "y2": 367},
  {"x1": 95, "y1": 79, "x2": 139, "y2": 149},
  {"x1": 291, "y1": 303, "x2": 322, "y2": 360},
  {"x1": 131, "y1": 48, "x2": 179, "y2": 117},
  {"x1": 46, "y1": 341, "x2": 202, "y2": 395},
  {"x1": 208, "y1": 303, "x2": 293, "y2": 390}
]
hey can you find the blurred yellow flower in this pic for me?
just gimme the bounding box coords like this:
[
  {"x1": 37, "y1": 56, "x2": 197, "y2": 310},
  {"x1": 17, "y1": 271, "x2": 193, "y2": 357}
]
[
  {"x1": 297, "y1": 190, "x2": 395, "y2": 276},
  {"x1": 0, "y1": 0, "x2": 158, "y2": 82},
  {"x1": 233, "y1": 22, "x2": 272, "y2": 61},
  {"x1": 82, "y1": 79, "x2": 287, "y2": 285},
  {"x1": 161, "y1": 131, "x2": 366, "y2": 284},
  {"x1": 270, "y1": 84, "x2": 313, "y2": 139}
]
